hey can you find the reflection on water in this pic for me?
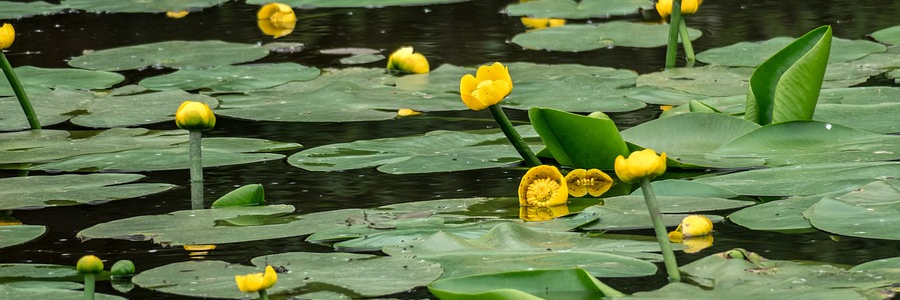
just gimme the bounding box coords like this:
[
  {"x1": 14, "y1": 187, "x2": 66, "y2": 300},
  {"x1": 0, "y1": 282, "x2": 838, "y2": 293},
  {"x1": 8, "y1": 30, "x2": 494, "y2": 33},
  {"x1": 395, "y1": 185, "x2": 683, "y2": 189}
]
[{"x1": 3, "y1": 0, "x2": 900, "y2": 298}]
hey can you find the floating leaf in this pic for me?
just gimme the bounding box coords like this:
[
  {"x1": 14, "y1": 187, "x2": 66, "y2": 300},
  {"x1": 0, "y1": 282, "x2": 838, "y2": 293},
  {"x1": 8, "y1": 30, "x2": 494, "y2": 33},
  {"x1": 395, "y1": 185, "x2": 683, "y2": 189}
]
[
  {"x1": 70, "y1": 89, "x2": 220, "y2": 128},
  {"x1": 211, "y1": 184, "x2": 265, "y2": 208},
  {"x1": 871, "y1": 25, "x2": 900, "y2": 45},
  {"x1": 727, "y1": 195, "x2": 822, "y2": 231},
  {"x1": 60, "y1": 0, "x2": 228, "y2": 13},
  {"x1": 603, "y1": 195, "x2": 753, "y2": 214},
  {"x1": 0, "y1": 284, "x2": 126, "y2": 300},
  {"x1": 138, "y1": 63, "x2": 320, "y2": 92},
  {"x1": 631, "y1": 179, "x2": 739, "y2": 199},
  {"x1": 693, "y1": 162, "x2": 900, "y2": 196},
  {"x1": 288, "y1": 126, "x2": 540, "y2": 174},
  {"x1": 745, "y1": 26, "x2": 832, "y2": 125},
  {"x1": 0, "y1": 225, "x2": 46, "y2": 249},
  {"x1": 636, "y1": 65, "x2": 753, "y2": 98},
  {"x1": 0, "y1": 174, "x2": 175, "y2": 210},
  {"x1": 511, "y1": 22, "x2": 702, "y2": 51},
  {"x1": 504, "y1": 0, "x2": 652, "y2": 19},
  {"x1": 133, "y1": 252, "x2": 441, "y2": 299},
  {"x1": 0, "y1": 66, "x2": 124, "y2": 97},
  {"x1": 528, "y1": 108, "x2": 629, "y2": 169},
  {"x1": 429, "y1": 268, "x2": 622, "y2": 300},
  {"x1": 580, "y1": 206, "x2": 723, "y2": 231},
  {"x1": 808, "y1": 181, "x2": 900, "y2": 240},
  {"x1": 0, "y1": 1, "x2": 65, "y2": 19},
  {"x1": 339, "y1": 54, "x2": 385, "y2": 65},
  {"x1": 697, "y1": 37, "x2": 884, "y2": 67},
  {"x1": 245, "y1": 0, "x2": 469, "y2": 7},
  {"x1": 68, "y1": 41, "x2": 269, "y2": 71}
]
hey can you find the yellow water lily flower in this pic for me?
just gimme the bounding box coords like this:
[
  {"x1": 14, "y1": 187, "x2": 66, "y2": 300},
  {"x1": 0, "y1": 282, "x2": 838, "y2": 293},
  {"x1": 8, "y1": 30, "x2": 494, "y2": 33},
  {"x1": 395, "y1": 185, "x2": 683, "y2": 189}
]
[
  {"x1": 257, "y1": 3, "x2": 297, "y2": 38},
  {"x1": 175, "y1": 101, "x2": 216, "y2": 131},
  {"x1": 519, "y1": 205, "x2": 569, "y2": 222},
  {"x1": 396, "y1": 108, "x2": 422, "y2": 117},
  {"x1": 656, "y1": 0, "x2": 702, "y2": 19},
  {"x1": 459, "y1": 62, "x2": 513, "y2": 111},
  {"x1": 235, "y1": 265, "x2": 278, "y2": 293},
  {"x1": 76, "y1": 255, "x2": 104, "y2": 274},
  {"x1": 680, "y1": 214, "x2": 713, "y2": 237},
  {"x1": 166, "y1": 11, "x2": 189, "y2": 19},
  {"x1": 518, "y1": 165, "x2": 568, "y2": 207},
  {"x1": 0, "y1": 23, "x2": 14, "y2": 50},
  {"x1": 565, "y1": 169, "x2": 613, "y2": 197},
  {"x1": 387, "y1": 46, "x2": 430, "y2": 74},
  {"x1": 614, "y1": 149, "x2": 666, "y2": 184},
  {"x1": 520, "y1": 17, "x2": 566, "y2": 30}
]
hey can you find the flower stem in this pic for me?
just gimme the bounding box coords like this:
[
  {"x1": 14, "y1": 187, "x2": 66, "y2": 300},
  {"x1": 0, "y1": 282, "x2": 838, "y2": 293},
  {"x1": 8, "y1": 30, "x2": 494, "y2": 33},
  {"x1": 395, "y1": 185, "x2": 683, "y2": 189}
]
[
  {"x1": 189, "y1": 131, "x2": 204, "y2": 210},
  {"x1": 258, "y1": 289, "x2": 270, "y2": 300},
  {"x1": 664, "y1": 0, "x2": 684, "y2": 69},
  {"x1": 488, "y1": 104, "x2": 540, "y2": 167},
  {"x1": 0, "y1": 52, "x2": 39, "y2": 129},
  {"x1": 679, "y1": 18, "x2": 695, "y2": 62},
  {"x1": 640, "y1": 177, "x2": 681, "y2": 282},
  {"x1": 83, "y1": 273, "x2": 96, "y2": 300}
]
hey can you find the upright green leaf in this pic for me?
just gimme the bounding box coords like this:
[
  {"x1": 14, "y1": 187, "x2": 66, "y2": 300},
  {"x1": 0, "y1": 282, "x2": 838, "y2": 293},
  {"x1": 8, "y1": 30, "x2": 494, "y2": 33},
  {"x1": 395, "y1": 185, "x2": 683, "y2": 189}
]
[
  {"x1": 745, "y1": 26, "x2": 832, "y2": 125},
  {"x1": 428, "y1": 268, "x2": 623, "y2": 300},
  {"x1": 528, "y1": 108, "x2": 629, "y2": 169},
  {"x1": 210, "y1": 184, "x2": 265, "y2": 208}
]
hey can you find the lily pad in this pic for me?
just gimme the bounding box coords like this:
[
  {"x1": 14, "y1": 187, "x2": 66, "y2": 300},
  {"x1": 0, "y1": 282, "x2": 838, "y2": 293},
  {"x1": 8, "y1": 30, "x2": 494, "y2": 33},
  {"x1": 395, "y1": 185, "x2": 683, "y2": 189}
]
[
  {"x1": 580, "y1": 206, "x2": 724, "y2": 231},
  {"x1": 0, "y1": 1, "x2": 65, "y2": 19},
  {"x1": 631, "y1": 179, "x2": 739, "y2": 198},
  {"x1": 71, "y1": 88, "x2": 220, "y2": 128},
  {"x1": 0, "y1": 225, "x2": 46, "y2": 249},
  {"x1": 871, "y1": 25, "x2": 900, "y2": 45},
  {"x1": 68, "y1": 41, "x2": 269, "y2": 71},
  {"x1": 138, "y1": 63, "x2": 320, "y2": 92},
  {"x1": 693, "y1": 162, "x2": 900, "y2": 196},
  {"x1": 808, "y1": 181, "x2": 900, "y2": 240},
  {"x1": 635, "y1": 65, "x2": 753, "y2": 97},
  {"x1": 0, "y1": 174, "x2": 175, "y2": 210},
  {"x1": 245, "y1": 0, "x2": 469, "y2": 7},
  {"x1": 504, "y1": 0, "x2": 653, "y2": 19},
  {"x1": 0, "y1": 66, "x2": 124, "y2": 97},
  {"x1": 340, "y1": 54, "x2": 385, "y2": 65},
  {"x1": 0, "y1": 284, "x2": 126, "y2": 300},
  {"x1": 60, "y1": 0, "x2": 228, "y2": 13},
  {"x1": 429, "y1": 268, "x2": 623, "y2": 300},
  {"x1": 133, "y1": 252, "x2": 441, "y2": 299},
  {"x1": 727, "y1": 195, "x2": 823, "y2": 231},
  {"x1": 511, "y1": 21, "x2": 702, "y2": 51},
  {"x1": 697, "y1": 37, "x2": 885, "y2": 67},
  {"x1": 288, "y1": 125, "x2": 541, "y2": 174},
  {"x1": 603, "y1": 195, "x2": 754, "y2": 213}
]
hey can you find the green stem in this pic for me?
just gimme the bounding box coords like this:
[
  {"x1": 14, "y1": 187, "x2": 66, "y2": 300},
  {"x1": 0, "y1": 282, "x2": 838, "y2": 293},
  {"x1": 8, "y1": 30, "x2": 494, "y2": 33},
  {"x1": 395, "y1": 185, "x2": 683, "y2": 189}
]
[
  {"x1": 664, "y1": 0, "x2": 683, "y2": 69},
  {"x1": 83, "y1": 273, "x2": 96, "y2": 300},
  {"x1": 0, "y1": 52, "x2": 39, "y2": 129},
  {"x1": 189, "y1": 131, "x2": 204, "y2": 210},
  {"x1": 488, "y1": 104, "x2": 540, "y2": 167},
  {"x1": 258, "y1": 289, "x2": 269, "y2": 300},
  {"x1": 679, "y1": 18, "x2": 695, "y2": 62},
  {"x1": 640, "y1": 177, "x2": 681, "y2": 282}
]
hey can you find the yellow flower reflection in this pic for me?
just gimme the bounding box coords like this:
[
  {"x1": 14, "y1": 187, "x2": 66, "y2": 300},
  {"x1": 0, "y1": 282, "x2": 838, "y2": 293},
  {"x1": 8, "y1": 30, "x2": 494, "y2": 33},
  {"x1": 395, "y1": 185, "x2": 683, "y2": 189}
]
[
  {"x1": 519, "y1": 205, "x2": 569, "y2": 222},
  {"x1": 669, "y1": 232, "x2": 713, "y2": 254},
  {"x1": 520, "y1": 17, "x2": 566, "y2": 30},
  {"x1": 0, "y1": 23, "x2": 14, "y2": 50},
  {"x1": 656, "y1": 0, "x2": 702, "y2": 19},
  {"x1": 257, "y1": 3, "x2": 297, "y2": 38},
  {"x1": 166, "y1": 11, "x2": 189, "y2": 19},
  {"x1": 183, "y1": 244, "x2": 217, "y2": 259},
  {"x1": 459, "y1": 62, "x2": 513, "y2": 111},
  {"x1": 614, "y1": 149, "x2": 666, "y2": 184},
  {"x1": 518, "y1": 165, "x2": 568, "y2": 207},
  {"x1": 387, "y1": 46, "x2": 430, "y2": 74},
  {"x1": 668, "y1": 214, "x2": 714, "y2": 253},
  {"x1": 564, "y1": 168, "x2": 613, "y2": 197},
  {"x1": 235, "y1": 265, "x2": 278, "y2": 293}
]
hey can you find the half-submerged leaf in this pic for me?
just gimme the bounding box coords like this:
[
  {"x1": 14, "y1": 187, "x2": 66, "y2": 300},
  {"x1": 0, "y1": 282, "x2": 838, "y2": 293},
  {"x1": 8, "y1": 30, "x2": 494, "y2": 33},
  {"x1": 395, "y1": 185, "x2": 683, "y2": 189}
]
[
  {"x1": 429, "y1": 268, "x2": 623, "y2": 300},
  {"x1": 745, "y1": 26, "x2": 832, "y2": 125},
  {"x1": 211, "y1": 184, "x2": 265, "y2": 208}
]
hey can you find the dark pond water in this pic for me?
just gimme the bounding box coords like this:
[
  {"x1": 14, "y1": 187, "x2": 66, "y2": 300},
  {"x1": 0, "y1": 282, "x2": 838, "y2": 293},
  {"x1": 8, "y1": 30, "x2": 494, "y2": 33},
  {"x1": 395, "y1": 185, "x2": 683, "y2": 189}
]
[{"x1": 3, "y1": 0, "x2": 900, "y2": 299}]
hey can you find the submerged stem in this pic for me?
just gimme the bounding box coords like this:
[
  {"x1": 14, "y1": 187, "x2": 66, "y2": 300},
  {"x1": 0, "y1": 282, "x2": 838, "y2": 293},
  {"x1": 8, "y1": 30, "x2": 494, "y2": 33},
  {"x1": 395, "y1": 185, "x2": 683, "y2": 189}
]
[
  {"x1": 640, "y1": 177, "x2": 681, "y2": 282},
  {"x1": 83, "y1": 273, "x2": 96, "y2": 300},
  {"x1": 664, "y1": 0, "x2": 684, "y2": 69},
  {"x1": 679, "y1": 19, "x2": 695, "y2": 62},
  {"x1": 488, "y1": 104, "x2": 541, "y2": 167},
  {"x1": 189, "y1": 131, "x2": 204, "y2": 210},
  {"x1": 0, "y1": 52, "x2": 39, "y2": 129}
]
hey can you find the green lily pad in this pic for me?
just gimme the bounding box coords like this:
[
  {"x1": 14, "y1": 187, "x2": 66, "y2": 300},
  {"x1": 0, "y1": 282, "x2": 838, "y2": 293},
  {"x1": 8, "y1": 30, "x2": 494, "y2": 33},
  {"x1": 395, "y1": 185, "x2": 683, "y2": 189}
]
[
  {"x1": 631, "y1": 179, "x2": 739, "y2": 198},
  {"x1": 694, "y1": 162, "x2": 900, "y2": 196},
  {"x1": 133, "y1": 252, "x2": 441, "y2": 299},
  {"x1": 0, "y1": 1, "x2": 66, "y2": 19},
  {"x1": 620, "y1": 278, "x2": 866, "y2": 300},
  {"x1": 635, "y1": 65, "x2": 753, "y2": 97},
  {"x1": 727, "y1": 195, "x2": 823, "y2": 231},
  {"x1": 70, "y1": 88, "x2": 220, "y2": 128},
  {"x1": 138, "y1": 63, "x2": 320, "y2": 92},
  {"x1": 60, "y1": 0, "x2": 228, "y2": 13},
  {"x1": 851, "y1": 257, "x2": 900, "y2": 271},
  {"x1": 0, "y1": 284, "x2": 126, "y2": 300},
  {"x1": 808, "y1": 181, "x2": 900, "y2": 240},
  {"x1": 332, "y1": 220, "x2": 512, "y2": 252},
  {"x1": 511, "y1": 22, "x2": 702, "y2": 52},
  {"x1": 580, "y1": 206, "x2": 724, "y2": 231},
  {"x1": 603, "y1": 195, "x2": 754, "y2": 213},
  {"x1": 68, "y1": 41, "x2": 269, "y2": 71},
  {"x1": 0, "y1": 90, "x2": 85, "y2": 131},
  {"x1": 340, "y1": 54, "x2": 385, "y2": 65},
  {"x1": 0, "y1": 174, "x2": 175, "y2": 210},
  {"x1": 288, "y1": 125, "x2": 540, "y2": 174},
  {"x1": 0, "y1": 225, "x2": 46, "y2": 249},
  {"x1": 0, "y1": 66, "x2": 124, "y2": 97},
  {"x1": 504, "y1": 0, "x2": 653, "y2": 19},
  {"x1": 2, "y1": 281, "x2": 83, "y2": 290},
  {"x1": 871, "y1": 25, "x2": 900, "y2": 45},
  {"x1": 429, "y1": 268, "x2": 623, "y2": 300},
  {"x1": 245, "y1": 0, "x2": 468, "y2": 7},
  {"x1": 697, "y1": 37, "x2": 885, "y2": 67},
  {"x1": 0, "y1": 264, "x2": 79, "y2": 281}
]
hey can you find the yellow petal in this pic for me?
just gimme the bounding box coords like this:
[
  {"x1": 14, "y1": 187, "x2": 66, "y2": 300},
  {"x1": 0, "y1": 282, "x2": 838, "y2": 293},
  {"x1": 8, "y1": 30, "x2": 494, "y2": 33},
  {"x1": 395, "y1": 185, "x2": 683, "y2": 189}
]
[
  {"x1": 547, "y1": 19, "x2": 566, "y2": 27},
  {"x1": 258, "y1": 20, "x2": 296, "y2": 38},
  {"x1": 585, "y1": 169, "x2": 613, "y2": 197},
  {"x1": 0, "y1": 23, "x2": 15, "y2": 50},
  {"x1": 175, "y1": 101, "x2": 216, "y2": 131},
  {"x1": 517, "y1": 165, "x2": 568, "y2": 207},
  {"x1": 680, "y1": 214, "x2": 713, "y2": 237},
  {"x1": 258, "y1": 3, "x2": 293, "y2": 20},
  {"x1": 459, "y1": 74, "x2": 488, "y2": 111},
  {"x1": 564, "y1": 169, "x2": 588, "y2": 197},
  {"x1": 397, "y1": 108, "x2": 421, "y2": 117},
  {"x1": 475, "y1": 62, "x2": 513, "y2": 91},
  {"x1": 520, "y1": 17, "x2": 549, "y2": 29},
  {"x1": 261, "y1": 265, "x2": 278, "y2": 290},
  {"x1": 387, "y1": 47, "x2": 429, "y2": 74},
  {"x1": 614, "y1": 149, "x2": 665, "y2": 183},
  {"x1": 166, "y1": 11, "x2": 189, "y2": 19}
]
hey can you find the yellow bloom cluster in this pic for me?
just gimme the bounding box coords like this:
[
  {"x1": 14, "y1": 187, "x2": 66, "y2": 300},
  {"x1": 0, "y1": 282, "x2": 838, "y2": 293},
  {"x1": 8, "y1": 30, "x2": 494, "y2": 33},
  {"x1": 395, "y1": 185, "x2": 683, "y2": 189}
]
[
  {"x1": 235, "y1": 265, "x2": 278, "y2": 293},
  {"x1": 387, "y1": 46, "x2": 430, "y2": 74}
]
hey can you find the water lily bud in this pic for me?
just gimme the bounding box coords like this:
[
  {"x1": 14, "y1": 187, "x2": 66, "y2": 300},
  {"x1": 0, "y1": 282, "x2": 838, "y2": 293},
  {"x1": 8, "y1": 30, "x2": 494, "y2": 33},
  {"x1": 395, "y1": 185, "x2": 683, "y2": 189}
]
[
  {"x1": 614, "y1": 149, "x2": 667, "y2": 184},
  {"x1": 0, "y1": 23, "x2": 14, "y2": 50},
  {"x1": 680, "y1": 214, "x2": 713, "y2": 237},
  {"x1": 110, "y1": 260, "x2": 135, "y2": 278},
  {"x1": 257, "y1": 3, "x2": 297, "y2": 38},
  {"x1": 459, "y1": 62, "x2": 513, "y2": 111},
  {"x1": 175, "y1": 101, "x2": 216, "y2": 131},
  {"x1": 656, "y1": 0, "x2": 702, "y2": 19},
  {"x1": 235, "y1": 265, "x2": 278, "y2": 293},
  {"x1": 166, "y1": 11, "x2": 189, "y2": 19},
  {"x1": 76, "y1": 255, "x2": 104, "y2": 274},
  {"x1": 387, "y1": 46, "x2": 430, "y2": 74}
]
